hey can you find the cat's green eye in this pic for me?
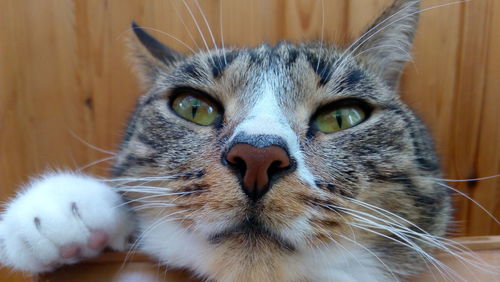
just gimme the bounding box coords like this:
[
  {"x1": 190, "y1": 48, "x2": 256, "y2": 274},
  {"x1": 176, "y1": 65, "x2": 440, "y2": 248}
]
[
  {"x1": 314, "y1": 106, "x2": 366, "y2": 133},
  {"x1": 171, "y1": 93, "x2": 221, "y2": 126}
]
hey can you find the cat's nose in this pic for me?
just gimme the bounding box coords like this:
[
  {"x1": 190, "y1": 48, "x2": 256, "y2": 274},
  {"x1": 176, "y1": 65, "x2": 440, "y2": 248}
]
[{"x1": 225, "y1": 143, "x2": 291, "y2": 201}]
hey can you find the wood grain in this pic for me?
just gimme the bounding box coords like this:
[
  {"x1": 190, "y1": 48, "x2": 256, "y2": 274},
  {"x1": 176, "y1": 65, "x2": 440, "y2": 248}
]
[{"x1": 0, "y1": 0, "x2": 498, "y2": 281}]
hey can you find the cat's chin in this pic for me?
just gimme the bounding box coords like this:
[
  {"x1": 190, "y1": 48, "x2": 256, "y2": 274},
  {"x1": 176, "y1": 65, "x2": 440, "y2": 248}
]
[{"x1": 206, "y1": 217, "x2": 297, "y2": 252}]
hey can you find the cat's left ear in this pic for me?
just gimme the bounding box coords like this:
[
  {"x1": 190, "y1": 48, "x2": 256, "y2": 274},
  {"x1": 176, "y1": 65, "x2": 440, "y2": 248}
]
[
  {"x1": 129, "y1": 22, "x2": 185, "y2": 87},
  {"x1": 352, "y1": 0, "x2": 420, "y2": 89}
]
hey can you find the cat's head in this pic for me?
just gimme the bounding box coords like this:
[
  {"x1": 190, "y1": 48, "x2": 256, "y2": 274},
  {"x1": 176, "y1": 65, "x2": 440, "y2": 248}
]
[{"x1": 112, "y1": 0, "x2": 450, "y2": 279}]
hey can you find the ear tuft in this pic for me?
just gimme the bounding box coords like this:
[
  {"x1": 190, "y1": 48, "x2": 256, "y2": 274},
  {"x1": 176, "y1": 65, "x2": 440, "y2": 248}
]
[
  {"x1": 353, "y1": 0, "x2": 420, "y2": 89},
  {"x1": 128, "y1": 22, "x2": 184, "y2": 87}
]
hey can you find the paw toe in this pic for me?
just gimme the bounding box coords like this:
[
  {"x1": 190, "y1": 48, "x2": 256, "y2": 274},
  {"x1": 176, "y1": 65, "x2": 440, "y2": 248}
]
[
  {"x1": 59, "y1": 244, "x2": 81, "y2": 259},
  {"x1": 87, "y1": 230, "x2": 109, "y2": 250}
]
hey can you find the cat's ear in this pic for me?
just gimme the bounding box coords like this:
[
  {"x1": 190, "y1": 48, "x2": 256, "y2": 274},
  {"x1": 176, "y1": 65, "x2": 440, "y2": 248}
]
[
  {"x1": 352, "y1": 0, "x2": 420, "y2": 89},
  {"x1": 129, "y1": 22, "x2": 185, "y2": 87}
]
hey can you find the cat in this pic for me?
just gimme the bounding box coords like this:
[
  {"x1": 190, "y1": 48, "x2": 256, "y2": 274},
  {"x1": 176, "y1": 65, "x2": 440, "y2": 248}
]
[{"x1": 0, "y1": 0, "x2": 457, "y2": 281}]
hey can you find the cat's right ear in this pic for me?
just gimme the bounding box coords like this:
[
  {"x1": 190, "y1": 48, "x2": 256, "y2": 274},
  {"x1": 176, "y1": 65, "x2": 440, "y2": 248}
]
[
  {"x1": 129, "y1": 22, "x2": 185, "y2": 87},
  {"x1": 351, "y1": 0, "x2": 420, "y2": 89}
]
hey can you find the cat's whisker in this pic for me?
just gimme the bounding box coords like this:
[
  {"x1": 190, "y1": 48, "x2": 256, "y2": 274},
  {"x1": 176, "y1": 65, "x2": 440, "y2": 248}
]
[
  {"x1": 319, "y1": 200, "x2": 455, "y2": 280},
  {"x1": 351, "y1": 221, "x2": 495, "y2": 277},
  {"x1": 68, "y1": 130, "x2": 116, "y2": 156},
  {"x1": 319, "y1": 198, "x2": 497, "y2": 276},
  {"x1": 219, "y1": 0, "x2": 227, "y2": 65},
  {"x1": 118, "y1": 190, "x2": 203, "y2": 207},
  {"x1": 76, "y1": 156, "x2": 116, "y2": 172},
  {"x1": 131, "y1": 203, "x2": 179, "y2": 211},
  {"x1": 357, "y1": 217, "x2": 497, "y2": 278},
  {"x1": 193, "y1": 0, "x2": 221, "y2": 66},
  {"x1": 380, "y1": 175, "x2": 500, "y2": 225},
  {"x1": 117, "y1": 187, "x2": 173, "y2": 194},
  {"x1": 424, "y1": 174, "x2": 500, "y2": 183},
  {"x1": 110, "y1": 178, "x2": 172, "y2": 188},
  {"x1": 347, "y1": 221, "x2": 463, "y2": 282},
  {"x1": 119, "y1": 195, "x2": 175, "y2": 207},
  {"x1": 169, "y1": 0, "x2": 202, "y2": 53},
  {"x1": 327, "y1": 204, "x2": 461, "y2": 280},
  {"x1": 348, "y1": 198, "x2": 496, "y2": 270},
  {"x1": 116, "y1": 183, "x2": 174, "y2": 190},
  {"x1": 320, "y1": 177, "x2": 499, "y2": 235},
  {"x1": 105, "y1": 171, "x2": 202, "y2": 184},
  {"x1": 182, "y1": 0, "x2": 215, "y2": 65},
  {"x1": 315, "y1": 0, "x2": 325, "y2": 73},
  {"x1": 435, "y1": 182, "x2": 500, "y2": 224},
  {"x1": 344, "y1": 198, "x2": 485, "y2": 254}
]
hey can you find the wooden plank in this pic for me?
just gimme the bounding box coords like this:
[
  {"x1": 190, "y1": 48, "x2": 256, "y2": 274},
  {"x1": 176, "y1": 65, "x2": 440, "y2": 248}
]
[
  {"x1": 449, "y1": 0, "x2": 497, "y2": 236},
  {"x1": 469, "y1": 0, "x2": 500, "y2": 236}
]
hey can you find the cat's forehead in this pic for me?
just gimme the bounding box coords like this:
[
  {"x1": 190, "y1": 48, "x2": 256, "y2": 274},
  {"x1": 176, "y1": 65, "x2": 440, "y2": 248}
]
[
  {"x1": 160, "y1": 42, "x2": 390, "y2": 107},
  {"x1": 182, "y1": 42, "x2": 345, "y2": 80}
]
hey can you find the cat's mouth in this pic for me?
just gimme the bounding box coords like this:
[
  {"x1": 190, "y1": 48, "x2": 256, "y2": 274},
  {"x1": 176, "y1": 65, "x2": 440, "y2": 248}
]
[{"x1": 207, "y1": 216, "x2": 296, "y2": 252}]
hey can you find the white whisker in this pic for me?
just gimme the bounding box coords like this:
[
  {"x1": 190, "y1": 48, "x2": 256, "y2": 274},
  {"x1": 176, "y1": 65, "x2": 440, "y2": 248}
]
[
  {"x1": 430, "y1": 174, "x2": 500, "y2": 183},
  {"x1": 316, "y1": 0, "x2": 325, "y2": 73},
  {"x1": 118, "y1": 191, "x2": 201, "y2": 207},
  {"x1": 219, "y1": 0, "x2": 227, "y2": 64},
  {"x1": 435, "y1": 182, "x2": 499, "y2": 224},
  {"x1": 68, "y1": 130, "x2": 116, "y2": 156},
  {"x1": 104, "y1": 172, "x2": 199, "y2": 183},
  {"x1": 318, "y1": 197, "x2": 497, "y2": 276},
  {"x1": 169, "y1": 0, "x2": 202, "y2": 52},
  {"x1": 194, "y1": 0, "x2": 219, "y2": 59},
  {"x1": 76, "y1": 156, "x2": 115, "y2": 172},
  {"x1": 182, "y1": 0, "x2": 215, "y2": 64},
  {"x1": 348, "y1": 221, "x2": 462, "y2": 282}
]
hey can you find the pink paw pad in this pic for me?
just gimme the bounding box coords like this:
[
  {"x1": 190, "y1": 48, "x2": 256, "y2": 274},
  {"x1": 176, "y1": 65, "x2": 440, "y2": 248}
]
[
  {"x1": 87, "y1": 230, "x2": 109, "y2": 250},
  {"x1": 59, "y1": 244, "x2": 81, "y2": 259}
]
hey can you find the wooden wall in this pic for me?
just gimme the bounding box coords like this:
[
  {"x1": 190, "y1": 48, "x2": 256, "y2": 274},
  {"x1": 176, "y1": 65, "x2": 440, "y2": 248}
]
[{"x1": 0, "y1": 0, "x2": 498, "y2": 280}]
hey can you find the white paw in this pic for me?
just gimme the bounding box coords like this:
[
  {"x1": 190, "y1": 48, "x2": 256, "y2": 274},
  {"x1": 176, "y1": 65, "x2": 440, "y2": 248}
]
[{"x1": 0, "y1": 172, "x2": 135, "y2": 273}]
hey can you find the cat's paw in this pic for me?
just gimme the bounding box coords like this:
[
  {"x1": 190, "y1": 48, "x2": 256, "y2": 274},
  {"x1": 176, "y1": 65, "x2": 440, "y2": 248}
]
[{"x1": 0, "y1": 172, "x2": 135, "y2": 273}]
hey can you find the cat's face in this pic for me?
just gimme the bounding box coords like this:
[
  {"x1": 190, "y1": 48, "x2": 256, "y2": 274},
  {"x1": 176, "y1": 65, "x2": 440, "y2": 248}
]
[{"x1": 112, "y1": 0, "x2": 451, "y2": 279}]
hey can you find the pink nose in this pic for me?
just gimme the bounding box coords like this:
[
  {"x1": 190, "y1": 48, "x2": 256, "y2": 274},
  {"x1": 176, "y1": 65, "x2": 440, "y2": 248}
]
[{"x1": 226, "y1": 143, "x2": 291, "y2": 201}]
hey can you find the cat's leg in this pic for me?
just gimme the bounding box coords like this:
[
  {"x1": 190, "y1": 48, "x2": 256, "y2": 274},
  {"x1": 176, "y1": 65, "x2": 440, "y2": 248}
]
[{"x1": 0, "y1": 172, "x2": 135, "y2": 273}]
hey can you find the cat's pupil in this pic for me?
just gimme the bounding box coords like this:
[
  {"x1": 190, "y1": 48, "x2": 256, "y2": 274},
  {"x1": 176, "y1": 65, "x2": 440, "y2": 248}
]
[
  {"x1": 335, "y1": 111, "x2": 343, "y2": 128},
  {"x1": 190, "y1": 101, "x2": 199, "y2": 118}
]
